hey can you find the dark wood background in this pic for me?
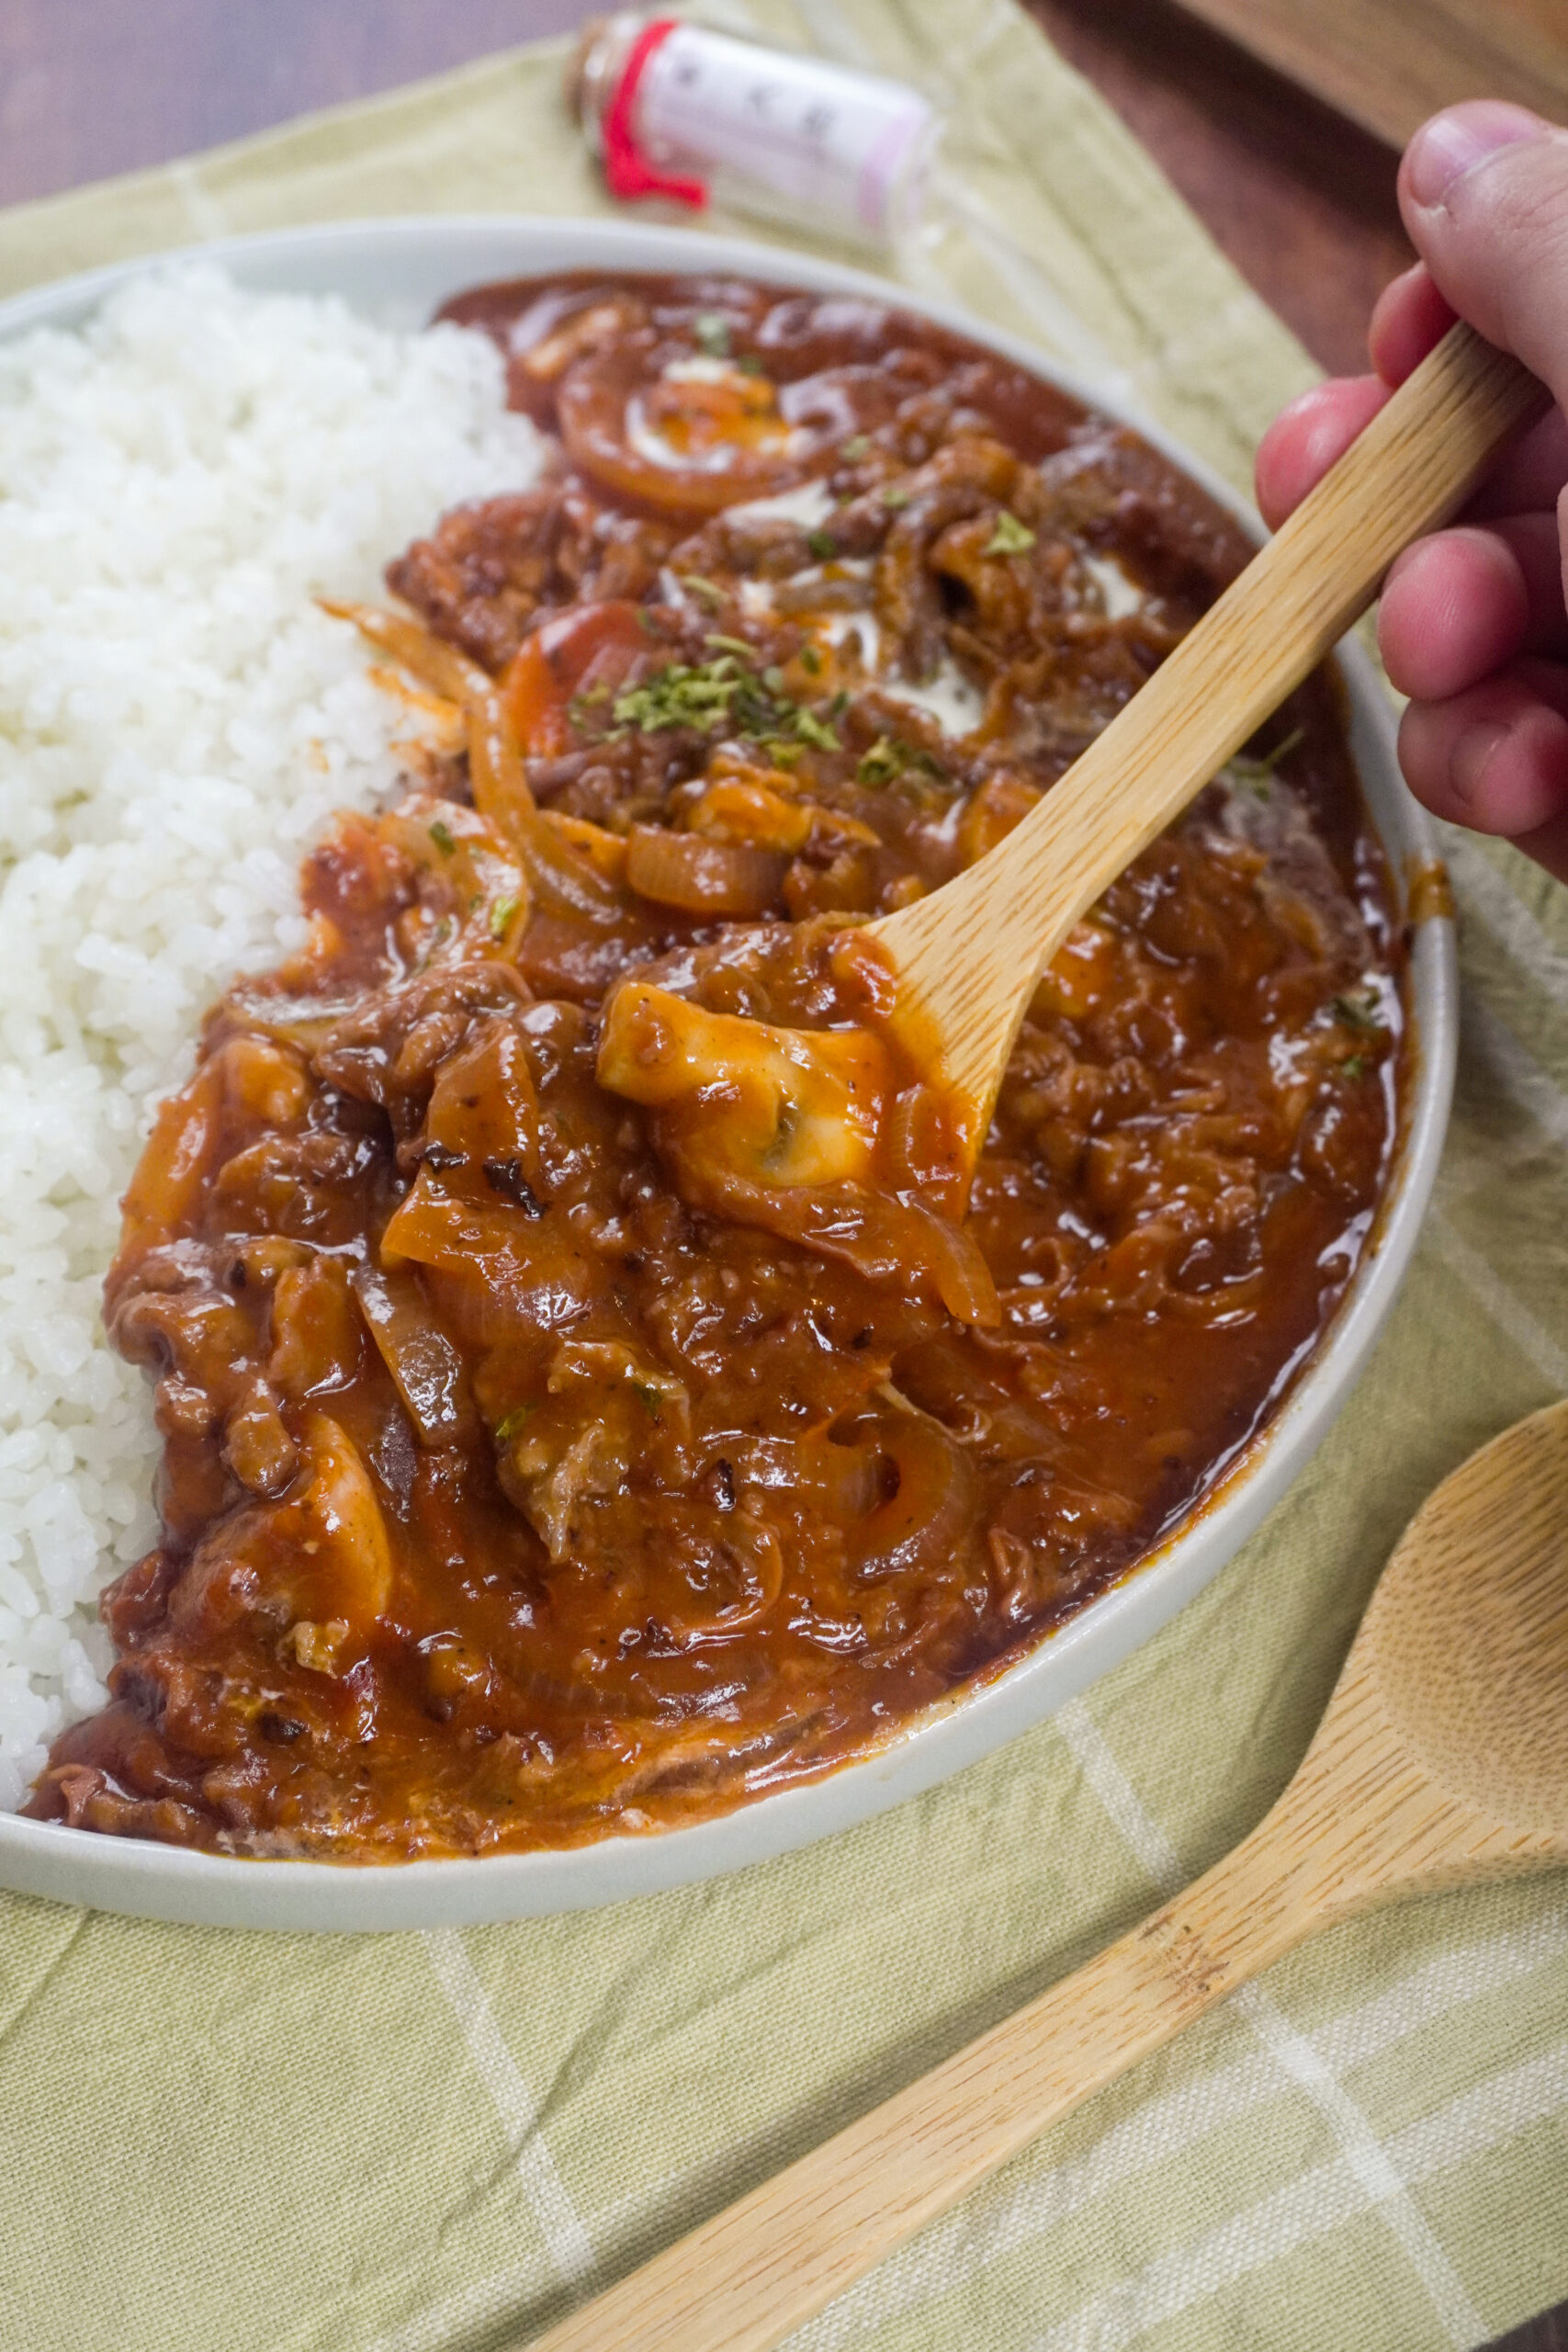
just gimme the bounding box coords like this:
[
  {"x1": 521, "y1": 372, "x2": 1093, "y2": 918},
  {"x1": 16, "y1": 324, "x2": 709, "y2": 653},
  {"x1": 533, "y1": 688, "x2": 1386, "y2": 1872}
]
[
  {"x1": 1, "y1": 4, "x2": 1562, "y2": 2346},
  {"x1": 1172, "y1": 0, "x2": 1568, "y2": 149},
  {"x1": 0, "y1": 0, "x2": 1412, "y2": 375}
]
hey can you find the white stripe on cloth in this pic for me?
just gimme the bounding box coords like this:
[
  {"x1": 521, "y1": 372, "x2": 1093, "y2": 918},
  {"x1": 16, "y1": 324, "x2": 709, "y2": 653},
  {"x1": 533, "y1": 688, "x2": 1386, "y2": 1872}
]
[
  {"x1": 930, "y1": 181, "x2": 1137, "y2": 398},
  {"x1": 1427, "y1": 1208, "x2": 1568, "y2": 1395},
  {"x1": 1054, "y1": 1699, "x2": 1483, "y2": 2349},
  {"x1": 367, "y1": 2259, "x2": 538, "y2": 2352},
  {"x1": 790, "y1": 1907, "x2": 1568, "y2": 2350},
  {"x1": 1461, "y1": 989, "x2": 1568, "y2": 1161},
  {"x1": 789, "y1": 0, "x2": 883, "y2": 68},
  {"x1": 166, "y1": 159, "x2": 228, "y2": 244},
  {"x1": 1444, "y1": 831, "x2": 1568, "y2": 1015},
  {"x1": 1031, "y1": 2040, "x2": 1568, "y2": 2352},
  {"x1": 421, "y1": 1928, "x2": 598, "y2": 2291},
  {"x1": 378, "y1": 1901, "x2": 1568, "y2": 2352}
]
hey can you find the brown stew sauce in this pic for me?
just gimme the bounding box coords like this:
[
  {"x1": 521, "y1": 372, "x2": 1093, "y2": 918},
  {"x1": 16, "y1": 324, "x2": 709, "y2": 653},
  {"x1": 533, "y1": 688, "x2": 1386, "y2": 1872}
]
[{"x1": 27, "y1": 274, "x2": 1404, "y2": 1858}]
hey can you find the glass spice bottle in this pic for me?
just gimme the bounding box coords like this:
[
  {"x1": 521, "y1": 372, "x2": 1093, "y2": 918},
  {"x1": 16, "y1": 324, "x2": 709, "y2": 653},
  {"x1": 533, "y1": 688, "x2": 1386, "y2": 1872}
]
[{"x1": 569, "y1": 14, "x2": 942, "y2": 252}]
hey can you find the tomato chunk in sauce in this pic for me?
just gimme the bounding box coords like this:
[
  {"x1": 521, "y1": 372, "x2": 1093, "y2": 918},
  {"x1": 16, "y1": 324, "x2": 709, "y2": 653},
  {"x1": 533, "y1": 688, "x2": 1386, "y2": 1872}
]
[{"x1": 27, "y1": 275, "x2": 1404, "y2": 1859}]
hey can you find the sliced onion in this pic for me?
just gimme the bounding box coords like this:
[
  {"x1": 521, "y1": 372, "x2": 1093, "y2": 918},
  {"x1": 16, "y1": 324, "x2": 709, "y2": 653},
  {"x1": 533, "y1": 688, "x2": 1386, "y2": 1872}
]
[
  {"x1": 842, "y1": 1413, "x2": 978, "y2": 1581},
  {"x1": 321, "y1": 598, "x2": 492, "y2": 705},
  {"x1": 697, "y1": 1511, "x2": 784, "y2": 1634},
  {"x1": 655, "y1": 1137, "x2": 999, "y2": 1326},
  {"x1": 687, "y1": 777, "x2": 813, "y2": 854},
  {"x1": 625, "y1": 826, "x2": 787, "y2": 917},
  {"x1": 558, "y1": 349, "x2": 818, "y2": 518},
  {"x1": 117, "y1": 1056, "x2": 228, "y2": 1268},
  {"x1": 339, "y1": 601, "x2": 632, "y2": 933},
  {"x1": 466, "y1": 694, "x2": 627, "y2": 929},
  {"x1": 351, "y1": 1263, "x2": 474, "y2": 1447},
  {"x1": 517, "y1": 819, "x2": 632, "y2": 928},
  {"x1": 466, "y1": 691, "x2": 536, "y2": 822}
]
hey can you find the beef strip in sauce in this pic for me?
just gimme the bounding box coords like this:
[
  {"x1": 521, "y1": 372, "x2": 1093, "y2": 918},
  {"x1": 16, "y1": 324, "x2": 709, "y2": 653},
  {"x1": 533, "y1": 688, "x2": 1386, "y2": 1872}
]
[{"x1": 27, "y1": 276, "x2": 1404, "y2": 1858}]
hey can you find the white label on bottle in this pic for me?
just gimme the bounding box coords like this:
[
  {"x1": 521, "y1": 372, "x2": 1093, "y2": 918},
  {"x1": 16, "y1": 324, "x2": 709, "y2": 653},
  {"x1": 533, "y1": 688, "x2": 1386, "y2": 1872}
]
[{"x1": 635, "y1": 28, "x2": 932, "y2": 237}]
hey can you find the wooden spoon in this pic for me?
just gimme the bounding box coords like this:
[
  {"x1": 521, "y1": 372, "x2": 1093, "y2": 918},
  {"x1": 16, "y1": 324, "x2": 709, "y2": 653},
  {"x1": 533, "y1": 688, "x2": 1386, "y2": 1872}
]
[
  {"x1": 863, "y1": 322, "x2": 1550, "y2": 1171},
  {"x1": 529, "y1": 1399, "x2": 1568, "y2": 2352}
]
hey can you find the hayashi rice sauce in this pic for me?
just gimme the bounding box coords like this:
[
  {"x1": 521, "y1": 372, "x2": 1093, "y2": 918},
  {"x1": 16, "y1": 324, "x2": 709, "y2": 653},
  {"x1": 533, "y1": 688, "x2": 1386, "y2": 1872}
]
[{"x1": 28, "y1": 275, "x2": 1404, "y2": 1858}]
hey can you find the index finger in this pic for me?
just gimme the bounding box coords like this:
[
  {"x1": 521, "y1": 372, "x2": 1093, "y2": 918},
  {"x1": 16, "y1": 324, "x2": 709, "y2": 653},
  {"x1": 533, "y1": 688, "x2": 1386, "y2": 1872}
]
[{"x1": 1255, "y1": 345, "x2": 1568, "y2": 532}]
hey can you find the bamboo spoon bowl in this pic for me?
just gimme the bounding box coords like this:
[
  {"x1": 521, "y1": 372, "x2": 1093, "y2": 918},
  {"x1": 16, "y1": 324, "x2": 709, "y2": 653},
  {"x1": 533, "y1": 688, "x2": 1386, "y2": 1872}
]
[
  {"x1": 530, "y1": 1400, "x2": 1568, "y2": 2352},
  {"x1": 865, "y1": 321, "x2": 1550, "y2": 1173}
]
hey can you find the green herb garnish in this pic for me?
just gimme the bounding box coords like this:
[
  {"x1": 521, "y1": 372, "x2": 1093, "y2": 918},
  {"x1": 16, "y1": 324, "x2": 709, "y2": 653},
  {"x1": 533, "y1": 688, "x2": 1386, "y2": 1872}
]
[
  {"x1": 494, "y1": 1405, "x2": 533, "y2": 1444},
  {"x1": 881, "y1": 487, "x2": 911, "y2": 512},
  {"x1": 489, "y1": 895, "x2": 518, "y2": 938},
  {"x1": 610, "y1": 662, "x2": 745, "y2": 735},
  {"x1": 807, "y1": 528, "x2": 839, "y2": 560},
  {"x1": 799, "y1": 645, "x2": 822, "y2": 675},
  {"x1": 855, "y1": 735, "x2": 946, "y2": 788},
  {"x1": 693, "y1": 311, "x2": 731, "y2": 357},
  {"x1": 1259, "y1": 725, "x2": 1304, "y2": 769},
  {"x1": 857, "y1": 737, "x2": 905, "y2": 786},
  {"x1": 1332, "y1": 992, "x2": 1383, "y2": 1035},
  {"x1": 984, "y1": 511, "x2": 1036, "y2": 557},
  {"x1": 677, "y1": 573, "x2": 724, "y2": 608},
  {"x1": 793, "y1": 707, "x2": 841, "y2": 752},
  {"x1": 428, "y1": 820, "x2": 456, "y2": 855},
  {"x1": 1225, "y1": 726, "x2": 1305, "y2": 796},
  {"x1": 629, "y1": 1381, "x2": 662, "y2": 1421},
  {"x1": 1341, "y1": 1055, "x2": 1366, "y2": 1080},
  {"x1": 566, "y1": 682, "x2": 616, "y2": 734},
  {"x1": 601, "y1": 646, "x2": 841, "y2": 752},
  {"x1": 840, "y1": 434, "x2": 871, "y2": 462}
]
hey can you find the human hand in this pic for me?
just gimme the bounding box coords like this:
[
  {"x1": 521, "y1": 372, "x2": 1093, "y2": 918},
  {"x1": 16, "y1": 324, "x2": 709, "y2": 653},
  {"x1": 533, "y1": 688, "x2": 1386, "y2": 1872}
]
[{"x1": 1256, "y1": 102, "x2": 1568, "y2": 882}]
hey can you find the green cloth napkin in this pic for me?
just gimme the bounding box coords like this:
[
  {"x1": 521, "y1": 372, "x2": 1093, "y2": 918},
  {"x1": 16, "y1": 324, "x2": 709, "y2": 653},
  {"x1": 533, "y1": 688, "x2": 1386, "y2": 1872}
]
[{"x1": 3, "y1": 9, "x2": 1566, "y2": 2350}]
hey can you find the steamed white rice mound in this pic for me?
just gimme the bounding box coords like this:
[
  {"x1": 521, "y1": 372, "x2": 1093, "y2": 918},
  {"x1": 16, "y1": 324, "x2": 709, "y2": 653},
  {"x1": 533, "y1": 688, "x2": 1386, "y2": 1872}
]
[{"x1": 0, "y1": 262, "x2": 543, "y2": 1811}]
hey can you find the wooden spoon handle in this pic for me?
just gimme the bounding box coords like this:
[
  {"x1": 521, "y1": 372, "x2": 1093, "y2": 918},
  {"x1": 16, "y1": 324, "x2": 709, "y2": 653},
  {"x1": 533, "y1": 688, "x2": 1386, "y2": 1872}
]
[
  {"x1": 872, "y1": 323, "x2": 1550, "y2": 1115},
  {"x1": 526, "y1": 1837, "x2": 1315, "y2": 2352},
  {"x1": 526, "y1": 1633, "x2": 1529, "y2": 2352}
]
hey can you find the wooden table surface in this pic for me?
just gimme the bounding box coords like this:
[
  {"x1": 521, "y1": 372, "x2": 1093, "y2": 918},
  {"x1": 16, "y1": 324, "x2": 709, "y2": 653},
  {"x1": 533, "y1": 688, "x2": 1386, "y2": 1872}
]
[
  {"x1": 1, "y1": 6, "x2": 1562, "y2": 2347},
  {"x1": 1169, "y1": 0, "x2": 1568, "y2": 152}
]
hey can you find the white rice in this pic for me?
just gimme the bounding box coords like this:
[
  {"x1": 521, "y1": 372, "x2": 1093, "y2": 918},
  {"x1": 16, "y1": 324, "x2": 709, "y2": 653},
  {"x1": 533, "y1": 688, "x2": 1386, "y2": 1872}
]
[{"x1": 0, "y1": 262, "x2": 544, "y2": 1810}]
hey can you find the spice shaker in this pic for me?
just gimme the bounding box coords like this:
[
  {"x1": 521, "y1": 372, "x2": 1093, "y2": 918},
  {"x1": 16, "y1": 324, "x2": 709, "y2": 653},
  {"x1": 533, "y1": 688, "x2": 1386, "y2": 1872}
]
[{"x1": 570, "y1": 14, "x2": 942, "y2": 250}]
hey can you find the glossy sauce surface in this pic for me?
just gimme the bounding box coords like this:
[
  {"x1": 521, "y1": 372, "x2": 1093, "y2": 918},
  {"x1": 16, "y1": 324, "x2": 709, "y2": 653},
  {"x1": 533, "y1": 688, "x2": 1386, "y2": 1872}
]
[{"x1": 28, "y1": 275, "x2": 1404, "y2": 1858}]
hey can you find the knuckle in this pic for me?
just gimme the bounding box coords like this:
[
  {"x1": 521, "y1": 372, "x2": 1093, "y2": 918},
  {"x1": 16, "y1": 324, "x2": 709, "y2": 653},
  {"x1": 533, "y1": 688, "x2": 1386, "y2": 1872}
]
[
  {"x1": 1495, "y1": 165, "x2": 1568, "y2": 257},
  {"x1": 1425, "y1": 143, "x2": 1568, "y2": 378},
  {"x1": 1450, "y1": 142, "x2": 1568, "y2": 260}
]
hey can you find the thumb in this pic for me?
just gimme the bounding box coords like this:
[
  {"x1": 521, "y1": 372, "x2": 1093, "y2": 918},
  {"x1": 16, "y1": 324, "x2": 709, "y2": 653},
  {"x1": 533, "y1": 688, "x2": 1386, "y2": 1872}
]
[{"x1": 1401, "y1": 102, "x2": 1568, "y2": 410}]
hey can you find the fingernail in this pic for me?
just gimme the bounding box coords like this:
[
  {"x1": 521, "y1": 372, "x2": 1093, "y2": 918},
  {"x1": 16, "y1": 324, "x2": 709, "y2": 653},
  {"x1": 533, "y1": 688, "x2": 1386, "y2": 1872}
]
[
  {"x1": 1405, "y1": 102, "x2": 1551, "y2": 209},
  {"x1": 1450, "y1": 718, "x2": 1507, "y2": 811}
]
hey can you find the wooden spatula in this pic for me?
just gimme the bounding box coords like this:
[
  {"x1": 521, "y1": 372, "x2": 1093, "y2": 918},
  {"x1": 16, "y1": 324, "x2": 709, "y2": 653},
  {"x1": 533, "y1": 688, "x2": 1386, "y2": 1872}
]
[
  {"x1": 527, "y1": 1398, "x2": 1568, "y2": 2352},
  {"x1": 864, "y1": 322, "x2": 1549, "y2": 1176}
]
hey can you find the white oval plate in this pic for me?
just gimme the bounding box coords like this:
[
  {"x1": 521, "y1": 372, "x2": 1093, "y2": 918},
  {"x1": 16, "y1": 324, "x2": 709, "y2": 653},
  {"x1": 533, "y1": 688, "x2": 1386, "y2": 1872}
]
[{"x1": 0, "y1": 218, "x2": 1457, "y2": 1929}]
